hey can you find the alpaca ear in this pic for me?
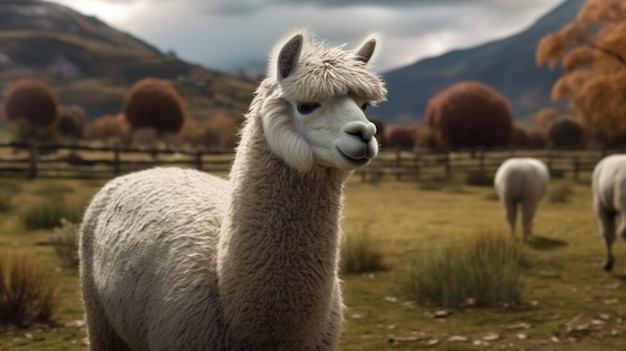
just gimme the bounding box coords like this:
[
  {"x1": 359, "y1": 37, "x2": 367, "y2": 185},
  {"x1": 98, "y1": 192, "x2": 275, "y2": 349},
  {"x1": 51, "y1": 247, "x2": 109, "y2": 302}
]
[
  {"x1": 353, "y1": 35, "x2": 379, "y2": 65},
  {"x1": 277, "y1": 33, "x2": 303, "y2": 80}
]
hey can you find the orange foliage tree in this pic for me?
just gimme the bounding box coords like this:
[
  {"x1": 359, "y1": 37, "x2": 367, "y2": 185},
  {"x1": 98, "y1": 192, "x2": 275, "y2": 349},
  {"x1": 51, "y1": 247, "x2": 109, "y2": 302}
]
[
  {"x1": 123, "y1": 78, "x2": 186, "y2": 135},
  {"x1": 533, "y1": 107, "x2": 565, "y2": 130},
  {"x1": 84, "y1": 114, "x2": 131, "y2": 144},
  {"x1": 425, "y1": 81, "x2": 513, "y2": 149},
  {"x1": 536, "y1": 0, "x2": 626, "y2": 144}
]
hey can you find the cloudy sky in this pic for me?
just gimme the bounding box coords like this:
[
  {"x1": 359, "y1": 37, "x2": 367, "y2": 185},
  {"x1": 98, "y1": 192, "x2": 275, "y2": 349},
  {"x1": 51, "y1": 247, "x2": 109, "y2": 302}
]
[{"x1": 48, "y1": 0, "x2": 566, "y2": 75}]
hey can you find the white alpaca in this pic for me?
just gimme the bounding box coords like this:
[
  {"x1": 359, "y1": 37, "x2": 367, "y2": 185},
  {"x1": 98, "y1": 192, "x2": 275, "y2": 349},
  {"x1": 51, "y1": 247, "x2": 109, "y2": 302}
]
[
  {"x1": 494, "y1": 157, "x2": 550, "y2": 241},
  {"x1": 592, "y1": 154, "x2": 626, "y2": 272},
  {"x1": 78, "y1": 29, "x2": 387, "y2": 351}
]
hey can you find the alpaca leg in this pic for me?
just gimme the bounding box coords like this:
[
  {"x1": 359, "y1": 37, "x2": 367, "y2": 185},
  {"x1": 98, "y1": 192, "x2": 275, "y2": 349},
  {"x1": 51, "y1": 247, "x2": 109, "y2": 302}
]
[
  {"x1": 521, "y1": 197, "x2": 537, "y2": 241},
  {"x1": 594, "y1": 200, "x2": 616, "y2": 272},
  {"x1": 504, "y1": 200, "x2": 518, "y2": 238}
]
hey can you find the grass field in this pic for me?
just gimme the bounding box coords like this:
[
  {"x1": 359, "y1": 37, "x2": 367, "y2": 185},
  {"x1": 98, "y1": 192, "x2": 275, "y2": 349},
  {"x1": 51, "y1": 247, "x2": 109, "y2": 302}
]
[{"x1": 1, "y1": 171, "x2": 626, "y2": 350}]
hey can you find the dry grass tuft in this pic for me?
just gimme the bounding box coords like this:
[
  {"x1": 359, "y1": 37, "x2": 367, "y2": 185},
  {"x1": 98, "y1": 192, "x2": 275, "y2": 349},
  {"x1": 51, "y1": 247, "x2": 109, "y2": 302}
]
[{"x1": 0, "y1": 254, "x2": 59, "y2": 327}]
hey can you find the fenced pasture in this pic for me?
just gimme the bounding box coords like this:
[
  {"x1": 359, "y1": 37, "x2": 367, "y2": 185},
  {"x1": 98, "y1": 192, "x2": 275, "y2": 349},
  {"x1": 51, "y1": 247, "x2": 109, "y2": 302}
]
[
  {"x1": 2, "y1": 146, "x2": 626, "y2": 350},
  {"x1": 0, "y1": 141, "x2": 621, "y2": 181}
]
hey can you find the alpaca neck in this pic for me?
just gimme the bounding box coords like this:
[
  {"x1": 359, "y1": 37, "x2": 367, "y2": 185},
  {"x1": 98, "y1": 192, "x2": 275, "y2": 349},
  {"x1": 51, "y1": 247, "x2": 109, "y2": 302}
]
[{"x1": 217, "y1": 115, "x2": 346, "y2": 343}]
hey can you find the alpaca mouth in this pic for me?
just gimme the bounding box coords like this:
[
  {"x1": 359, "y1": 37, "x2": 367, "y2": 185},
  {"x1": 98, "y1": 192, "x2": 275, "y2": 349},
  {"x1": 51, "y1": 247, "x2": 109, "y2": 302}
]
[{"x1": 336, "y1": 146, "x2": 371, "y2": 167}]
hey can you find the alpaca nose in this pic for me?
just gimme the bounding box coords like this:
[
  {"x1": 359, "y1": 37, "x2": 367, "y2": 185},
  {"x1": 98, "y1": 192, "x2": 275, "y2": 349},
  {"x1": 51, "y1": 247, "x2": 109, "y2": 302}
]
[{"x1": 342, "y1": 121, "x2": 376, "y2": 142}]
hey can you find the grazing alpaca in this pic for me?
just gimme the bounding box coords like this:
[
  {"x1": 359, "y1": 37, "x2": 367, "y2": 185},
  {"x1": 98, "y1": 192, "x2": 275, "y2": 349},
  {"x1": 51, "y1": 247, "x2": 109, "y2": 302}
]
[
  {"x1": 494, "y1": 157, "x2": 550, "y2": 241},
  {"x1": 79, "y1": 29, "x2": 387, "y2": 351},
  {"x1": 592, "y1": 154, "x2": 626, "y2": 272}
]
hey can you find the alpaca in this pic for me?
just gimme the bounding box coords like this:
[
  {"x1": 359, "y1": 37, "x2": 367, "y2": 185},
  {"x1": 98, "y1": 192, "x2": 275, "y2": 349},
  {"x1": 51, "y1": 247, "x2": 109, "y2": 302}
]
[
  {"x1": 494, "y1": 157, "x2": 550, "y2": 241},
  {"x1": 592, "y1": 154, "x2": 626, "y2": 272},
  {"x1": 78, "y1": 29, "x2": 387, "y2": 351}
]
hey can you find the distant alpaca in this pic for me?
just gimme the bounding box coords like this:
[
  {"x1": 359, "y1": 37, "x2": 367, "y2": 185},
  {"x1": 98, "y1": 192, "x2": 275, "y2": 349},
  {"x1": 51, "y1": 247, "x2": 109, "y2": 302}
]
[
  {"x1": 494, "y1": 157, "x2": 550, "y2": 241},
  {"x1": 78, "y1": 29, "x2": 387, "y2": 351},
  {"x1": 592, "y1": 154, "x2": 626, "y2": 271}
]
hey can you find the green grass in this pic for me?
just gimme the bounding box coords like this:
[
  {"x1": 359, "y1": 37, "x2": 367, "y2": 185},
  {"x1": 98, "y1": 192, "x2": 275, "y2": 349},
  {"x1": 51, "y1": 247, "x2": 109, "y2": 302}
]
[{"x1": 2, "y1": 174, "x2": 626, "y2": 350}]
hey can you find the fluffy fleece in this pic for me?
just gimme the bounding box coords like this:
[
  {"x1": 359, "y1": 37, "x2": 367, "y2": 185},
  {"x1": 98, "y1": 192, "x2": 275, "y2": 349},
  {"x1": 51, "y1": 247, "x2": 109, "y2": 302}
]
[
  {"x1": 79, "y1": 28, "x2": 387, "y2": 351},
  {"x1": 494, "y1": 157, "x2": 550, "y2": 241},
  {"x1": 592, "y1": 154, "x2": 626, "y2": 271}
]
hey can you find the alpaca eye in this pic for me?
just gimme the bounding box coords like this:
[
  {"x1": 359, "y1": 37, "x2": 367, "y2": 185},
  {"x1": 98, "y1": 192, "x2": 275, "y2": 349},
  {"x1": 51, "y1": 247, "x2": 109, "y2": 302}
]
[
  {"x1": 361, "y1": 103, "x2": 370, "y2": 111},
  {"x1": 297, "y1": 103, "x2": 320, "y2": 114}
]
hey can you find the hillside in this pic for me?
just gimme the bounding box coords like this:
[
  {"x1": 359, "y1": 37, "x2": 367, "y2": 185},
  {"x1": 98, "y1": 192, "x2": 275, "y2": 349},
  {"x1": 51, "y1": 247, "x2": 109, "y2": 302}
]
[
  {"x1": 376, "y1": 0, "x2": 583, "y2": 124},
  {"x1": 0, "y1": 0, "x2": 257, "y2": 122}
]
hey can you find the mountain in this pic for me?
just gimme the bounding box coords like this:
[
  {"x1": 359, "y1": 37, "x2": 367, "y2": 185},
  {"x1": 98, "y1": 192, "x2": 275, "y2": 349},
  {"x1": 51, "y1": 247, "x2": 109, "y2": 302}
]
[
  {"x1": 0, "y1": 0, "x2": 257, "y2": 121},
  {"x1": 376, "y1": 0, "x2": 584, "y2": 124}
]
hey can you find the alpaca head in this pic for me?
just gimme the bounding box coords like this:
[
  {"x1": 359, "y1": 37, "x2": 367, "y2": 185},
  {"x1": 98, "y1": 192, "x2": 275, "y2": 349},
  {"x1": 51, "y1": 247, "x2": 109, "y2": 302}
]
[{"x1": 260, "y1": 29, "x2": 388, "y2": 173}]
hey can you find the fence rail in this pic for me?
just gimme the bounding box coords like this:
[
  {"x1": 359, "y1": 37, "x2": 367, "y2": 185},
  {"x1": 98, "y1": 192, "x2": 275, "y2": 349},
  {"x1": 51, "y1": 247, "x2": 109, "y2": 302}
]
[{"x1": 0, "y1": 141, "x2": 622, "y2": 181}]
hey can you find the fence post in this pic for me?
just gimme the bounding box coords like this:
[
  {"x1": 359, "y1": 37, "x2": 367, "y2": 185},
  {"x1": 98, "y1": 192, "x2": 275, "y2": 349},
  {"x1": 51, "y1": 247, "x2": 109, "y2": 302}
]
[
  {"x1": 444, "y1": 151, "x2": 451, "y2": 180},
  {"x1": 28, "y1": 141, "x2": 39, "y2": 178},
  {"x1": 573, "y1": 155, "x2": 580, "y2": 181},
  {"x1": 547, "y1": 148, "x2": 553, "y2": 173},
  {"x1": 113, "y1": 145, "x2": 121, "y2": 175},
  {"x1": 395, "y1": 148, "x2": 401, "y2": 181},
  {"x1": 479, "y1": 148, "x2": 485, "y2": 173},
  {"x1": 414, "y1": 150, "x2": 421, "y2": 180},
  {"x1": 195, "y1": 151, "x2": 203, "y2": 171}
]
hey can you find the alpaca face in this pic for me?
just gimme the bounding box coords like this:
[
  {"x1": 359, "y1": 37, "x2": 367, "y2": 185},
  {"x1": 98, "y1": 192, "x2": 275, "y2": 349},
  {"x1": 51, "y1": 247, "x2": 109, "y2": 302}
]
[
  {"x1": 261, "y1": 30, "x2": 387, "y2": 173},
  {"x1": 290, "y1": 96, "x2": 378, "y2": 170}
]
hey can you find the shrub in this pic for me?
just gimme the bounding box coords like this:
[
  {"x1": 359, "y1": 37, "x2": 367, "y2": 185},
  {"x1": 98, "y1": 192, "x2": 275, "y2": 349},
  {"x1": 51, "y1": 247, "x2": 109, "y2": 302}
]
[
  {"x1": 382, "y1": 124, "x2": 417, "y2": 149},
  {"x1": 123, "y1": 78, "x2": 186, "y2": 134},
  {"x1": 55, "y1": 105, "x2": 85, "y2": 141},
  {"x1": 20, "y1": 204, "x2": 81, "y2": 230},
  {"x1": 425, "y1": 81, "x2": 513, "y2": 148},
  {"x1": 341, "y1": 223, "x2": 387, "y2": 274},
  {"x1": 0, "y1": 254, "x2": 58, "y2": 326},
  {"x1": 549, "y1": 183, "x2": 574, "y2": 203},
  {"x1": 547, "y1": 118, "x2": 584, "y2": 148},
  {"x1": 414, "y1": 124, "x2": 444, "y2": 149},
  {"x1": 510, "y1": 124, "x2": 531, "y2": 148},
  {"x1": 49, "y1": 219, "x2": 80, "y2": 268},
  {"x1": 84, "y1": 113, "x2": 131, "y2": 144},
  {"x1": 404, "y1": 231, "x2": 526, "y2": 308},
  {"x1": 0, "y1": 193, "x2": 13, "y2": 213}
]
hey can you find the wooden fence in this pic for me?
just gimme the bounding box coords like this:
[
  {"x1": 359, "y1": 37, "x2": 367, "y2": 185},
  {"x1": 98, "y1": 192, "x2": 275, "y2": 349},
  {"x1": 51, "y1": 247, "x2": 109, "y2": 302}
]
[{"x1": 0, "y1": 141, "x2": 622, "y2": 181}]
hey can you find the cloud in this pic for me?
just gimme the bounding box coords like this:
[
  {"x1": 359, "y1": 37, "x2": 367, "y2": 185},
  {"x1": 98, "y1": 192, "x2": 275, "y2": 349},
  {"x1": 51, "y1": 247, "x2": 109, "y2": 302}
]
[{"x1": 50, "y1": 0, "x2": 566, "y2": 74}]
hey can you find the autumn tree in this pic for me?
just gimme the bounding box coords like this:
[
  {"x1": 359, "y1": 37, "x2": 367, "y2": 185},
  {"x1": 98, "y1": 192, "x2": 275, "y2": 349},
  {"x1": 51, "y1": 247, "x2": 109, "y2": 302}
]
[
  {"x1": 536, "y1": 0, "x2": 626, "y2": 145},
  {"x1": 84, "y1": 114, "x2": 131, "y2": 145},
  {"x1": 533, "y1": 107, "x2": 565, "y2": 130},
  {"x1": 425, "y1": 81, "x2": 513, "y2": 149},
  {"x1": 123, "y1": 78, "x2": 186, "y2": 144},
  {"x1": 2, "y1": 78, "x2": 59, "y2": 142}
]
